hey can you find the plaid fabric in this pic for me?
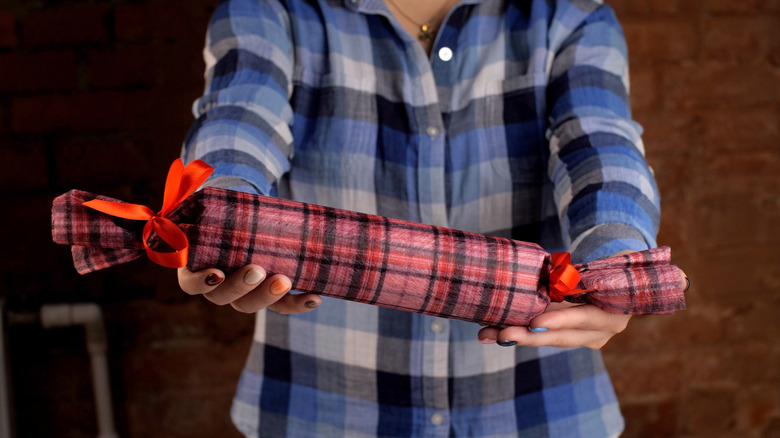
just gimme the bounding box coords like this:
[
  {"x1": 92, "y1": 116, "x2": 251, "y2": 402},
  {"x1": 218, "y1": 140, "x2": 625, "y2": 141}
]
[
  {"x1": 54, "y1": 0, "x2": 677, "y2": 435},
  {"x1": 51, "y1": 186, "x2": 685, "y2": 328},
  {"x1": 574, "y1": 247, "x2": 686, "y2": 315}
]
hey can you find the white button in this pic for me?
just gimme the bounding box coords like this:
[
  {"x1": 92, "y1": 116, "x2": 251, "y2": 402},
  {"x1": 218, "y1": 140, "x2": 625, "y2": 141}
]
[
  {"x1": 438, "y1": 47, "x2": 453, "y2": 62},
  {"x1": 430, "y1": 413, "x2": 444, "y2": 426},
  {"x1": 426, "y1": 126, "x2": 440, "y2": 137},
  {"x1": 430, "y1": 320, "x2": 444, "y2": 333}
]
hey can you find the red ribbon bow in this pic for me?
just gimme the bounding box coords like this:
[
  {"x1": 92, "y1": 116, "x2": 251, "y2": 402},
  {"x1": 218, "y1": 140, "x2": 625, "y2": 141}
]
[
  {"x1": 82, "y1": 159, "x2": 213, "y2": 268},
  {"x1": 548, "y1": 252, "x2": 590, "y2": 302}
]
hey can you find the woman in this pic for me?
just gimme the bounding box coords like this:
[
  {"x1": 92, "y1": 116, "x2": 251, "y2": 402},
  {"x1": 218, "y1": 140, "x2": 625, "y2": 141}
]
[{"x1": 178, "y1": 0, "x2": 657, "y2": 435}]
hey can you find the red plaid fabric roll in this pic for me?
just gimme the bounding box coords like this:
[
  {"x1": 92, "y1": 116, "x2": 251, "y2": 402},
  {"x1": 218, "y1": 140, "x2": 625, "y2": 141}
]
[{"x1": 52, "y1": 186, "x2": 686, "y2": 327}]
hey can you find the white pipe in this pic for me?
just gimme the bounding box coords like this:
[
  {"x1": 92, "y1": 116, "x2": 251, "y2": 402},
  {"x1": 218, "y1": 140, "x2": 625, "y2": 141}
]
[
  {"x1": 0, "y1": 300, "x2": 13, "y2": 438},
  {"x1": 41, "y1": 303, "x2": 118, "y2": 438}
]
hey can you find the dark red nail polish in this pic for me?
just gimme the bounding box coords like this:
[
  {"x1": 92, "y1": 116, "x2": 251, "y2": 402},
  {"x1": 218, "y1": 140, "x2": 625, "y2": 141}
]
[{"x1": 205, "y1": 273, "x2": 224, "y2": 286}]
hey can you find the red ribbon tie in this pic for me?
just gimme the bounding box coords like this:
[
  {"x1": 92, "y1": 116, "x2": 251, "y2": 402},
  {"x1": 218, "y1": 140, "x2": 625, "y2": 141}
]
[
  {"x1": 548, "y1": 252, "x2": 590, "y2": 302},
  {"x1": 82, "y1": 159, "x2": 213, "y2": 268}
]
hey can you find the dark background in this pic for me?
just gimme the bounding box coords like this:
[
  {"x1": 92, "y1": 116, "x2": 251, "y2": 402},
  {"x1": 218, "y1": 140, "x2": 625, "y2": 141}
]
[{"x1": 0, "y1": 0, "x2": 778, "y2": 437}]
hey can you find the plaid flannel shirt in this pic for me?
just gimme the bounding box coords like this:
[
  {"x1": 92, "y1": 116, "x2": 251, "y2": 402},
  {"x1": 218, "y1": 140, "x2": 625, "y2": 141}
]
[{"x1": 182, "y1": 0, "x2": 660, "y2": 436}]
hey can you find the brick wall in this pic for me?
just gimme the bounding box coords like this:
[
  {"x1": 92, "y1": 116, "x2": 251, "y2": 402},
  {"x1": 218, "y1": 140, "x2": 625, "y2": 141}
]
[
  {"x1": 605, "y1": 1, "x2": 780, "y2": 437},
  {"x1": 0, "y1": 1, "x2": 778, "y2": 437}
]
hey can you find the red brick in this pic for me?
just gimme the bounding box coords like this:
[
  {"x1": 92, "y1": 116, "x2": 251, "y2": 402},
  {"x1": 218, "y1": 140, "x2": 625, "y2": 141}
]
[
  {"x1": 689, "y1": 153, "x2": 780, "y2": 251},
  {"x1": 156, "y1": 43, "x2": 206, "y2": 91},
  {"x1": 628, "y1": 68, "x2": 659, "y2": 111},
  {"x1": 115, "y1": 4, "x2": 150, "y2": 42},
  {"x1": 635, "y1": 111, "x2": 699, "y2": 157},
  {"x1": 736, "y1": 389, "x2": 779, "y2": 433},
  {"x1": 88, "y1": 45, "x2": 159, "y2": 89},
  {"x1": 124, "y1": 388, "x2": 242, "y2": 438},
  {"x1": 623, "y1": 20, "x2": 699, "y2": 64},
  {"x1": 0, "y1": 9, "x2": 17, "y2": 48},
  {"x1": 53, "y1": 136, "x2": 158, "y2": 187},
  {"x1": 20, "y1": 3, "x2": 109, "y2": 47},
  {"x1": 604, "y1": 305, "x2": 726, "y2": 353},
  {"x1": 0, "y1": 51, "x2": 77, "y2": 93},
  {"x1": 620, "y1": 399, "x2": 679, "y2": 437},
  {"x1": 115, "y1": 300, "x2": 209, "y2": 347},
  {"x1": 724, "y1": 302, "x2": 780, "y2": 345},
  {"x1": 0, "y1": 194, "x2": 63, "y2": 273},
  {"x1": 201, "y1": 299, "x2": 256, "y2": 344},
  {"x1": 115, "y1": 1, "x2": 214, "y2": 44},
  {"x1": 700, "y1": 107, "x2": 779, "y2": 154},
  {"x1": 681, "y1": 388, "x2": 738, "y2": 435},
  {"x1": 605, "y1": 351, "x2": 685, "y2": 397},
  {"x1": 147, "y1": 1, "x2": 214, "y2": 42},
  {"x1": 702, "y1": 16, "x2": 777, "y2": 64},
  {"x1": 764, "y1": 417, "x2": 780, "y2": 438},
  {"x1": 120, "y1": 336, "x2": 248, "y2": 438},
  {"x1": 609, "y1": 1, "x2": 700, "y2": 19},
  {"x1": 85, "y1": 42, "x2": 203, "y2": 92},
  {"x1": 701, "y1": 0, "x2": 761, "y2": 13},
  {"x1": 120, "y1": 338, "x2": 247, "y2": 392},
  {"x1": 764, "y1": 0, "x2": 780, "y2": 11},
  {"x1": 11, "y1": 90, "x2": 153, "y2": 134},
  {"x1": 686, "y1": 345, "x2": 780, "y2": 387},
  {"x1": 685, "y1": 246, "x2": 779, "y2": 310},
  {"x1": 0, "y1": 141, "x2": 48, "y2": 192},
  {"x1": 661, "y1": 63, "x2": 780, "y2": 109}
]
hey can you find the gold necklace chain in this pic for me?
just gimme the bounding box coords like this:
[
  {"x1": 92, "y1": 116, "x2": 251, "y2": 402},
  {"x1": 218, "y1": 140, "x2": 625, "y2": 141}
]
[{"x1": 385, "y1": 0, "x2": 437, "y2": 41}]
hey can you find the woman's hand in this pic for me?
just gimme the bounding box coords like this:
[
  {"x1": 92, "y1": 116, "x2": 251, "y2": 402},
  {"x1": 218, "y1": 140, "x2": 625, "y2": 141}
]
[
  {"x1": 177, "y1": 265, "x2": 321, "y2": 314},
  {"x1": 477, "y1": 302, "x2": 631, "y2": 350},
  {"x1": 477, "y1": 250, "x2": 688, "y2": 350}
]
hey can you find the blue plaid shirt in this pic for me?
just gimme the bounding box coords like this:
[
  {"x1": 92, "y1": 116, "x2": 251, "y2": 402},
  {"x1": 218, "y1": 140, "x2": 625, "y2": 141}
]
[{"x1": 183, "y1": 0, "x2": 660, "y2": 436}]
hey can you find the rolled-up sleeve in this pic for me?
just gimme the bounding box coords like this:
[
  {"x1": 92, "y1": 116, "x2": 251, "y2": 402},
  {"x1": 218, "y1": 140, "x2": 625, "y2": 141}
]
[
  {"x1": 546, "y1": 4, "x2": 660, "y2": 263},
  {"x1": 182, "y1": 0, "x2": 295, "y2": 196}
]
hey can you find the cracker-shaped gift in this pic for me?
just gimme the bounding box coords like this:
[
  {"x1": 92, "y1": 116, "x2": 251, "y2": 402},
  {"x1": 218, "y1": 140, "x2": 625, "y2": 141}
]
[{"x1": 51, "y1": 159, "x2": 686, "y2": 327}]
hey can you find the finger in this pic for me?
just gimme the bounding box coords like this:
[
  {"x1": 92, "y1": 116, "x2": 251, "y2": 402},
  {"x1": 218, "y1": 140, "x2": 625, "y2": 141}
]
[
  {"x1": 477, "y1": 326, "x2": 501, "y2": 344},
  {"x1": 497, "y1": 325, "x2": 617, "y2": 350},
  {"x1": 266, "y1": 292, "x2": 322, "y2": 315},
  {"x1": 228, "y1": 273, "x2": 291, "y2": 313},
  {"x1": 543, "y1": 301, "x2": 580, "y2": 312},
  {"x1": 203, "y1": 265, "x2": 267, "y2": 306},
  {"x1": 679, "y1": 267, "x2": 690, "y2": 292},
  {"x1": 529, "y1": 305, "x2": 630, "y2": 333},
  {"x1": 178, "y1": 266, "x2": 226, "y2": 295}
]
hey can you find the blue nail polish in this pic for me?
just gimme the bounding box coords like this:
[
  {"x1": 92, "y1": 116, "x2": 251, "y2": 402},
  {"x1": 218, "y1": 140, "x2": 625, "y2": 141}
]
[
  {"x1": 497, "y1": 340, "x2": 517, "y2": 347},
  {"x1": 528, "y1": 327, "x2": 548, "y2": 333}
]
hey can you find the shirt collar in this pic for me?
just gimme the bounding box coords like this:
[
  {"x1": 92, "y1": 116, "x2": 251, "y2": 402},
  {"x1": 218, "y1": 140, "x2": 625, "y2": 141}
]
[{"x1": 343, "y1": 0, "x2": 483, "y2": 13}]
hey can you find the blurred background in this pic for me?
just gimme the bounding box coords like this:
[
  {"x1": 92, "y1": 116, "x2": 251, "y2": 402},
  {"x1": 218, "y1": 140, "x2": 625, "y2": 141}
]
[{"x1": 0, "y1": 0, "x2": 778, "y2": 437}]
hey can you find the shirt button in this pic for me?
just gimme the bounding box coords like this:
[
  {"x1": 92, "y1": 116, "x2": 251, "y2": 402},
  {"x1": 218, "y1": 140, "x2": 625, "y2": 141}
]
[
  {"x1": 426, "y1": 126, "x2": 440, "y2": 137},
  {"x1": 438, "y1": 47, "x2": 453, "y2": 62},
  {"x1": 430, "y1": 320, "x2": 444, "y2": 333},
  {"x1": 430, "y1": 413, "x2": 444, "y2": 426}
]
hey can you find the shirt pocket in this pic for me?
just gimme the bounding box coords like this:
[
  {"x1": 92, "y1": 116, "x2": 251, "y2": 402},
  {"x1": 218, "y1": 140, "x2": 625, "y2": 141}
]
[{"x1": 479, "y1": 73, "x2": 547, "y2": 185}]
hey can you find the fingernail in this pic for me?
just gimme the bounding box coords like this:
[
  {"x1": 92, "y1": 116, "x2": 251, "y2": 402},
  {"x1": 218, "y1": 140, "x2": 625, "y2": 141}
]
[
  {"x1": 305, "y1": 300, "x2": 319, "y2": 309},
  {"x1": 243, "y1": 268, "x2": 264, "y2": 285},
  {"x1": 205, "y1": 273, "x2": 224, "y2": 286},
  {"x1": 270, "y1": 279, "x2": 290, "y2": 295},
  {"x1": 684, "y1": 277, "x2": 690, "y2": 292},
  {"x1": 498, "y1": 340, "x2": 517, "y2": 347},
  {"x1": 479, "y1": 337, "x2": 497, "y2": 344},
  {"x1": 528, "y1": 327, "x2": 549, "y2": 333}
]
